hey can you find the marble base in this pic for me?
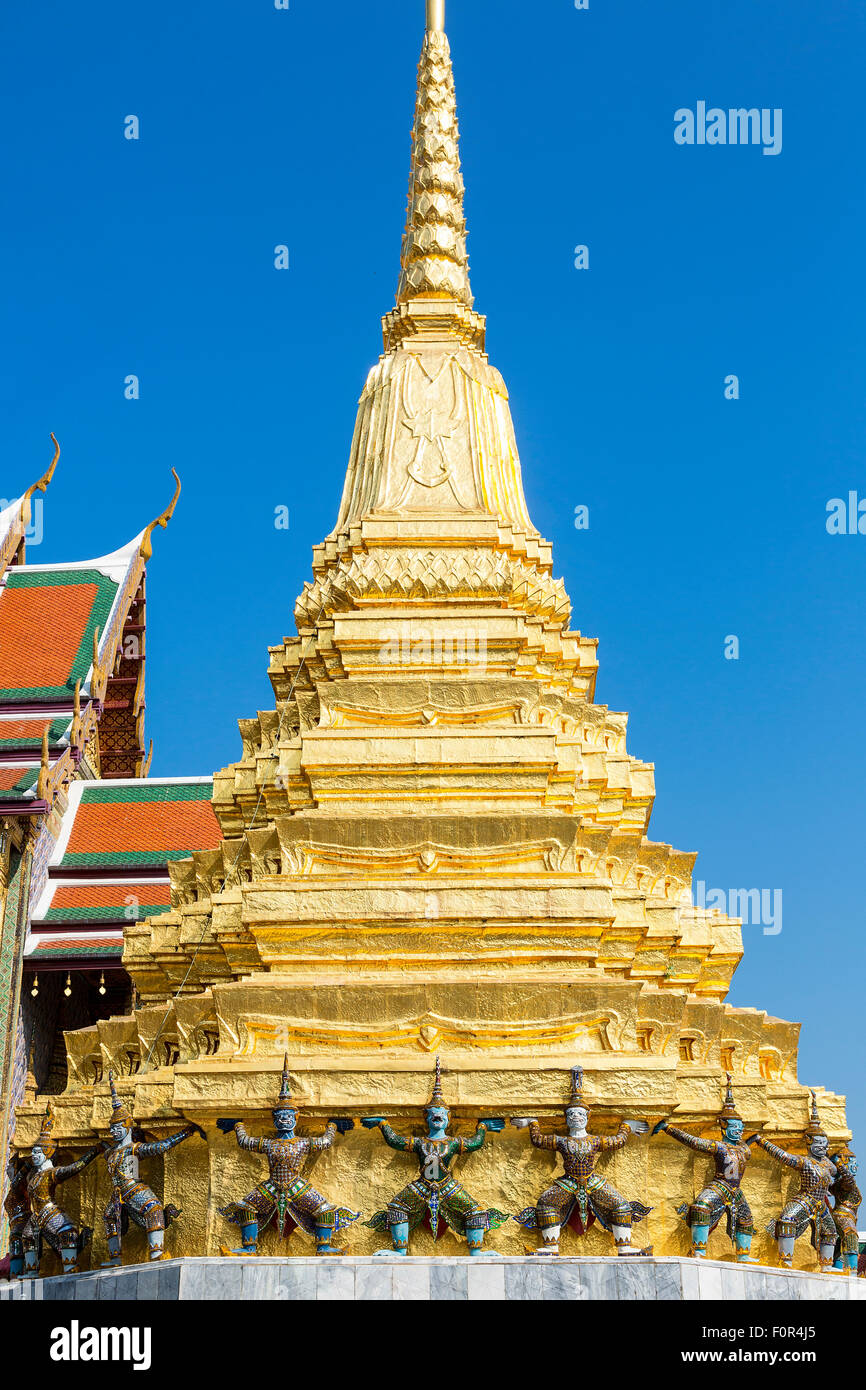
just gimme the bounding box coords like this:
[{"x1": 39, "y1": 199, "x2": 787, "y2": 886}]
[{"x1": 1, "y1": 1256, "x2": 864, "y2": 1302}]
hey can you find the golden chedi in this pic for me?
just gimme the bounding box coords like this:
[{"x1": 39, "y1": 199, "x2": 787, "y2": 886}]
[{"x1": 15, "y1": 0, "x2": 852, "y2": 1268}]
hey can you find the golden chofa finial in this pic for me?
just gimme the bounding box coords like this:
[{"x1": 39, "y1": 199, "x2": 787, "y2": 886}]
[
  {"x1": 24, "y1": 434, "x2": 60, "y2": 503},
  {"x1": 18, "y1": 435, "x2": 60, "y2": 550},
  {"x1": 37, "y1": 726, "x2": 51, "y2": 802},
  {"x1": 140, "y1": 468, "x2": 182, "y2": 562},
  {"x1": 427, "y1": 0, "x2": 445, "y2": 31},
  {"x1": 70, "y1": 679, "x2": 82, "y2": 745}
]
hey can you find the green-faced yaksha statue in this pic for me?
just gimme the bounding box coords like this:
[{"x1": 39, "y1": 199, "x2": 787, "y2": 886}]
[
  {"x1": 363, "y1": 1056, "x2": 508, "y2": 1256},
  {"x1": 652, "y1": 1075, "x2": 758, "y2": 1262},
  {"x1": 513, "y1": 1066, "x2": 651, "y2": 1256}
]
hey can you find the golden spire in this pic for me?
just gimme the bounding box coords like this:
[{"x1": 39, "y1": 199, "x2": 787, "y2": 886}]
[{"x1": 397, "y1": 1, "x2": 471, "y2": 306}]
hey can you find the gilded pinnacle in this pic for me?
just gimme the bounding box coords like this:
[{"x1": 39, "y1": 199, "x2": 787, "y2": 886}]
[{"x1": 397, "y1": 15, "x2": 472, "y2": 307}]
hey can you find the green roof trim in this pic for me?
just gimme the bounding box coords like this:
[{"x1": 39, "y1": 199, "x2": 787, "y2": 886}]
[
  {"x1": 31, "y1": 943, "x2": 122, "y2": 958},
  {"x1": 0, "y1": 768, "x2": 40, "y2": 799},
  {"x1": 79, "y1": 782, "x2": 213, "y2": 805},
  {"x1": 0, "y1": 568, "x2": 120, "y2": 702},
  {"x1": 41, "y1": 903, "x2": 171, "y2": 925},
  {"x1": 61, "y1": 850, "x2": 197, "y2": 868}
]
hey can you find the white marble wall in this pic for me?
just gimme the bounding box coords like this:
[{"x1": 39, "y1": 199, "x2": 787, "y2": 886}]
[{"x1": 2, "y1": 1256, "x2": 864, "y2": 1302}]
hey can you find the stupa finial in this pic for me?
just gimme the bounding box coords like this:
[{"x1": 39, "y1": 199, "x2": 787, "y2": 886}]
[
  {"x1": 397, "y1": 1, "x2": 471, "y2": 306},
  {"x1": 427, "y1": 0, "x2": 445, "y2": 31}
]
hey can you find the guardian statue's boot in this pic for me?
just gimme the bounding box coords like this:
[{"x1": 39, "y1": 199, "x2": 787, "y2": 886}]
[
  {"x1": 101, "y1": 1073, "x2": 202, "y2": 1265},
  {"x1": 21, "y1": 1104, "x2": 99, "y2": 1276},
  {"x1": 829, "y1": 1145, "x2": 861, "y2": 1275},
  {"x1": 22, "y1": 1230, "x2": 40, "y2": 1276},
  {"x1": 3, "y1": 1156, "x2": 30, "y2": 1279},
  {"x1": 753, "y1": 1092, "x2": 838, "y2": 1272},
  {"x1": 218, "y1": 1055, "x2": 358, "y2": 1256},
  {"x1": 513, "y1": 1067, "x2": 651, "y2": 1257},
  {"x1": 363, "y1": 1056, "x2": 508, "y2": 1256},
  {"x1": 653, "y1": 1075, "x2": 758, "y2": 1263}
]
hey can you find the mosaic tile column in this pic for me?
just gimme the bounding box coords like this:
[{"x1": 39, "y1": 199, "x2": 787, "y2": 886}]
[{"x1": 0, "y1": 834, "x2": 34, "y2": 1255}]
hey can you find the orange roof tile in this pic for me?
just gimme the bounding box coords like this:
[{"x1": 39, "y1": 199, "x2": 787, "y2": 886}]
[
  {"x1": 67, "y1": 799, "x2": 220, "y2": 857},
  {"x1": 28, "y1": 935, "x2": 123, "y2": 957},
  {"x1": 56, "y1": 781, "x2": 221, "y2": 867},
  {"x1": 50, "y1": 883, "x2": 173, "y2": 911},
  {"x1": 0, "y1": 718, "x2": 55, "y2": 741},
  {"x1": 0, "y1": 766, "x2": 37, "y2": 792},
  {"x1": 0, "y1": 582, "x2": 99, "y2": 689}
]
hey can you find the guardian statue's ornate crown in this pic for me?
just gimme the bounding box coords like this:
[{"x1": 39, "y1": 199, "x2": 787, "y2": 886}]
[
  {"x1": 273, "y1": 1054, "x2": 298, "y2": 1113},
  {"x1": 34, "y1": 1101, "x2": 57, "y2": 1155},
  {"x1": 426, "y1": 1055, "x2": 446, "y2": 1110},
  {"x1": 719, "y1": 1073, "x2": 742, "y2": 1129},
  {"x1": 566, "y1": 1066, "x2": 589, "y2": 1116},
  {"x1": 805, "y1": 1090, "x2": 827, "y2": 1142},
  {"x1": 108, "y1": 1071, "x2": 133, "y2": 1129}
]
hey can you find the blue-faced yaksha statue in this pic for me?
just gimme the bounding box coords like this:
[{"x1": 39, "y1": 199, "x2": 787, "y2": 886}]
[
  {"x1": 101, "y1": 1072, "x2": 202, "y2": 1266},
  {"x1": 362, "y1": 1056, "x2": 508, "y2": 1256},
  {"x1": 829, "y1": 1143, "x2": 860, "y2": 1275},
  {"x1": 19, "y1": 1103, "x2": 99, "y2": 1276},
  {"x1": 652, "y1": 1074, "x2": 757, "y2": 1262},
  {"x1": 513, "y1": 1066, "x2": 651, "y2": 1256},
  {"x1": 753, "y1": 1091, "x2": 838, "y2": 1271},
  {"x1": 217, "y1": 1055, "x2": 359, "y2": 1256}
]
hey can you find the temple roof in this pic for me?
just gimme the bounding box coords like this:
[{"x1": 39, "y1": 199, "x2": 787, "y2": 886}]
[
  {"x1": 26, "y1": 777, "x2": 221, "y2": 965},
  {"x1": 50, "y1": 778, "x2": 222, "y2": 869},
  {"x1": 0, "y1": 537, "x2": 144, "y2": 705},
  {"x1": 0, "y1": 462, "x2": 182, "y2": 789},
  {"x1": 0, "y1": 435, "x2": 59, "y2": 573}
]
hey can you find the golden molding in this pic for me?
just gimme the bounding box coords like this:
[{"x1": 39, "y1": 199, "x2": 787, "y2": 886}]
[
  {"x1": 281, "y1": 837, "x2": 570, "y2": 877},
  {"x1": 236, "y1": 1009, "x2": 624, "y2": 1057}
]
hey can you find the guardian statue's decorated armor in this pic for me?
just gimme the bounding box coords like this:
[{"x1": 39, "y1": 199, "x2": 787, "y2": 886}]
[
  {"x1": 829, "y1": 1144, "x2": 861, "y2": 1275},
  {"x1": 101, "y1": 1072, "x2": 202, "y2": 1266},
  {"x1": 652, "y1": 1075, "x2": 757, "y2": 1262},
  {"x1": 754, "y1": 1091, "x2": 838, "y2": 1271},
  {"x1": 513, "y1": 1067, "x2": 651, "y2": 1257},
  {"x1": 20, "y1": 1103, "x2": 99, "y2": 1276},
  {"x1": 3, "y1": 1154, "x2": 30, "y2": 1279},
  {"x1": 218, "y1": 1055, "x2": 359, "y2": 1256},
  {"x1": 363, "y1": 1056, "x2": 508, "y2": 1256}
]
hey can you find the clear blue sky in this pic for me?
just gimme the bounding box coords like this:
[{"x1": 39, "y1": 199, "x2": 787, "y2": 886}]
[{"x1": 2, "y1": 0, "x2": 864, "y2": 1141}]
